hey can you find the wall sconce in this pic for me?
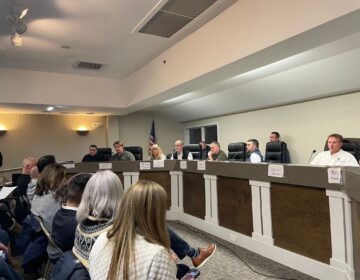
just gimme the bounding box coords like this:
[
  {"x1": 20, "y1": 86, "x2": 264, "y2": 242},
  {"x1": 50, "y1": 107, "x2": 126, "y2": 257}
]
[
  {"x1": 0, "y1": 125, "x2": 8, "y2": 136},
  {"x1": 76, "y1": 126, "x2": 89, "y2": 136}
]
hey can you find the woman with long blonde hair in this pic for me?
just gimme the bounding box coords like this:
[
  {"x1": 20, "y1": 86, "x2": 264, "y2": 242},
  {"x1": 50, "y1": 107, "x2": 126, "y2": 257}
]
[
  {"x1": 89, "y1": 180, "x2": 176, "y2": 280},
  {"x1": 149, "y1": 144, "x2": 166, "y2": 160}
]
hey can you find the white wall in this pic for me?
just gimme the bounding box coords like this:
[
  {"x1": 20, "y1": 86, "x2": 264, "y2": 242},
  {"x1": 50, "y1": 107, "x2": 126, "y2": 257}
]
[
  {"x1": 108, "y1": 113, "x2": 184, "y2": 158},
  {"x1": 184, "y1": 91, "x2": 360, "y2": 164}
]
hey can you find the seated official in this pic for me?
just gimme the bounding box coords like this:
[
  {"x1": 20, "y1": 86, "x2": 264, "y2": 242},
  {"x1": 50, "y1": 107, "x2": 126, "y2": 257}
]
[
  {"x1": 149, "y1": 144, "x2": 166, "y2": 160},
  {"x1": 82, "y1": 145, "x2": 107, "y2": 162},
  {"x1": 246, "y1": 139, "x2": 263, "y2": 163},
  {"x1": 109, "y1": 140, "x2": 135, "y2": 161},
  {"x1": 269, "y1": 131, "x2": 290, "y2": 163},
  {"x1": 310, "y1": 133, "x2": 359, "y2": 166},
  {"x1": 171, "y1": 140, "x2": 193, "y2": 160},
  {"x1": 199, "y1": 141, "x2": 210, "y2": 160},
  {"x1": 208, "y1": 141, "x2": 227, "y2": 161}
]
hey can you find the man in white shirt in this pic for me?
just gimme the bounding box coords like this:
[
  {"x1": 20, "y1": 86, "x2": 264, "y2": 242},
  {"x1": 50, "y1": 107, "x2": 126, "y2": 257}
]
[
  {"x1": 310, "y1": 133, "x2": 359, "y2": 166},
  {"x1": 246, "y1": 139, "x2": 263, "y2": 163},
  {"x1": 170, "y1": 140, "x2": 193, "y2": 160}
]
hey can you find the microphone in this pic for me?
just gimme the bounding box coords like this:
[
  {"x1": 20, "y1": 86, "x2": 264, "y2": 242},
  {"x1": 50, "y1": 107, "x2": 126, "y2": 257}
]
[{"x1": 308, "y1": 149, "x2": 316, "y2": 164}]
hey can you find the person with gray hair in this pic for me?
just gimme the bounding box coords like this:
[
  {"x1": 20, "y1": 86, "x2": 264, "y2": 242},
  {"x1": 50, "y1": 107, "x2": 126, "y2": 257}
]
[
  {"x1": 208, "y1": 141, "x2": 227, "y2": 161},
  {"x1": 73, "y1": 170, "x2": 124, "y2": 269}
]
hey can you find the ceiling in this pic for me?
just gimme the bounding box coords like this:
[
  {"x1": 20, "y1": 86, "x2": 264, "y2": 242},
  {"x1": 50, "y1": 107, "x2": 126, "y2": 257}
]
[{"x1": 0, "y1": 1, "x2": 360, "y2": 122}]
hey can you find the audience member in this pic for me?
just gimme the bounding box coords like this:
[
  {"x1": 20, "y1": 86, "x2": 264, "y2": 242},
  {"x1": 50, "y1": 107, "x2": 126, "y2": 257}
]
[
  {"x1": 149, "y1": 144, "x2": 166, "y2": 160},
  {"x1": 207, "y1": 141, "x2": 227, "y2": 161},
  {"x1": 31, "y1": 163, "x2": 66, "y2": 260},
  {"x1": 246, "y1": 139, "x2": 263, "y2": 163},
  {"x1": 73, "y1": 170, "x2": 123, "y2": 269},
  {"x1": 269, "y1": 131, "x2": 290, "y2": 163},
  {"x1": 37, "y1": 155, "x2": 56, "y2": 173},
  {"x1": 13, "y1": 157, "x2": 37, "y2": 222},
  {"x1": 171, "y1": 140, "x2": 193, "y2": 160},
  {"x1": 310, "y1": 133, "x2": 359, "y2": 166},
  {"x1": 52, "y1": 173, "x2": 92, "y2": 253},
  {"x1": 89, "y1": 180, "x2": 177, "y2": 280},
  {"x1": 27, "y1": 166, "x2": 39, "y2": 202},
  {"x1": 82, "y1": 145, "x2": 107, "y2": 162},
  {"x1": 110, "y1": 141, "x2": 135, "y2": 161},
  {"x1": 199, "y1": 141, "x2": 210, "y2": 160}
]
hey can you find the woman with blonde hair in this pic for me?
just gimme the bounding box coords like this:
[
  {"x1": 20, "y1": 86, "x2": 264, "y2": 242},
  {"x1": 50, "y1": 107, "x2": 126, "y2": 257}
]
[
  {"x1": 89, "y1": 180, "x2": 176, "y2": 280},
  {"x1": 149, "y1": 144, "x2": 166, "y2": 160}
]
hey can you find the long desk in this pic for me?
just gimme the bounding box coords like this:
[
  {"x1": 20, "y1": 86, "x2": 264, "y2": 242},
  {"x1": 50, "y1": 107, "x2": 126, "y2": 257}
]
[{"x1": 3, "y1": 161, "x2": 359, "y2": 280}]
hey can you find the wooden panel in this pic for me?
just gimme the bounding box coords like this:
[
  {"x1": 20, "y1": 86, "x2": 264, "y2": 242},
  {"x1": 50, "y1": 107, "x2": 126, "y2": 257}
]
[
  {"x1": 217, "y1": 177, "x2": 252, "y2": 236},
  {"x1": 139, "y1": 172, "x2": 171, "y2": 210},
  {"x1": 352, "y1": 200, "x2": 360, "y2": 280},
  {"x1": 183, "y1": 172, "x2": 205, "y2": 219},
  {"x1": 271, "y1": 183, "x2": 331, "y2": 263},
  {"x1": 116, "y1": 173, "x2": 124, "y2": 189}
]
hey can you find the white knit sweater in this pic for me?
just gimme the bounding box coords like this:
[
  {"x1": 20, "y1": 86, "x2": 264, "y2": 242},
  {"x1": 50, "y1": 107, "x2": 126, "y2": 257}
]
[{"x1": 89, "y1": 232, "x2": 177, "y2": 280}]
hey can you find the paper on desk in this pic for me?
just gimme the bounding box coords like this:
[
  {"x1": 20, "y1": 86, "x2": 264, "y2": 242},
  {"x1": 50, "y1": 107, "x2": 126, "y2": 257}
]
[
  {"x1": 328, "y1": 167, "x2": 342, "y2": 184},
  {"x1": 0, "y1": 186, "x2": 17, "y2": 200}
]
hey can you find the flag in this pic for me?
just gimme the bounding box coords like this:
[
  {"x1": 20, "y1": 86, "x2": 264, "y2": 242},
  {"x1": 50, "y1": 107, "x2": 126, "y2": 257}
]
[{"x1": 149, "y1": 120, "x2": 157, "y2": 148}]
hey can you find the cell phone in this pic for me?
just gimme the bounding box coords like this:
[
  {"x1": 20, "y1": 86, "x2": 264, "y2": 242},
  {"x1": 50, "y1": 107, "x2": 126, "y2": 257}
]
[
  {"x1": 181, "y1": 268, "x2": 200, "y2": 280},
  {"x1": 0, "y1": 250, "x2": 7, "y2": 260}
]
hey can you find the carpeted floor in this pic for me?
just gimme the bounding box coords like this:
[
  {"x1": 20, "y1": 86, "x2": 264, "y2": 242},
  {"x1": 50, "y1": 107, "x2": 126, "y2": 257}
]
[{"x1": 169, "y1": 221, "x2": 318, "y2": 280}]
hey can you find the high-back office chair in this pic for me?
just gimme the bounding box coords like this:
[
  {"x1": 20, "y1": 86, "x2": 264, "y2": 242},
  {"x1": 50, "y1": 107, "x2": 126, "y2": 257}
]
[
  {"x1": 97, "y1": 148, "x2": 112, "y2": 161},
  {"x1": 183, "y1": 144, "x2": 201, "y2": 159},
  {"x1": 324, "y1": 138, "x2": 360, "y2": 161},
  {"x1": 228, "y1": 142, "x2": 246, "y2": 161},
  {"x1": 265, "y1": 141, "x2": 288, "y2": 163},
  {"x1": 124, "y1": 146, "x2": 143, "y2": 160}
]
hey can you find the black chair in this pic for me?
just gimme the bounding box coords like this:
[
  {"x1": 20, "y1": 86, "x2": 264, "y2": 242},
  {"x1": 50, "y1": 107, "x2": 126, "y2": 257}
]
[
  {"x1": 228, "y1": 142, "x2": 246, "y2": 161},
  {"x1": 183, "y1": 144, "x2": 201, "y2": 159},
  {"x1": 124, "y1": 146, "x2": 143, "y2": 160},
  {"x1": 265, "y1": 141, "x2": 288, "y2": 163},
  {"x1": 97, "y1": 148, "x2": 112, "y2": 161},
  {"x1": 324, "y1": 138, "x2": 360, "y2": 161},
  {"x1": 166, "y1": 153, "x2": 172, "y2": 159}
]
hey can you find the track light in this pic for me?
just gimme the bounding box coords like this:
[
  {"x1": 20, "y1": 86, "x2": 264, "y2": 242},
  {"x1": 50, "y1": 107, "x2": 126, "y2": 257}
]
[
  {"x1": 12, "y1": 5, "x2": 28, "y2": 19},
  {"x1": 11, "y1": 33, "x2": 23, "y2": 47}
]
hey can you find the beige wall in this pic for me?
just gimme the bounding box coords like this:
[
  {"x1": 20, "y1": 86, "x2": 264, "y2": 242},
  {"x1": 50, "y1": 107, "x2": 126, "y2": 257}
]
[
  {"x1": 185, "y1": 91, "x2": 360, "y2": 164},
  {"x1": 109, "y1": 113, "x2": 184, "y2": 159},
  {"x1": 0, "y1": 114, "x2": 107, "y2": 169}
]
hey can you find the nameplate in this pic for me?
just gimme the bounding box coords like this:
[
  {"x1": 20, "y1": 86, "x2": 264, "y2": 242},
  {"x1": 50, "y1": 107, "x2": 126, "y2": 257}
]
[
  {"x1": 268, "y1": 164, "x2": 284, "y2": 178},
  {"x1": 63, "y1": 163, "x2": 75, "y2": 169},
  {"x1": 180, "y1": 160, "x2": 187, "y2": 169},
  {"x1": 140, "y1": 162, "x2": 151, "y2": 170},
  {"x1": 328, "y1": 167, "x2": 342, "y2": 184},
  {"x1": 153, "y1": 160, "x2": 165, "y2": 168},
  {"x1": 99, "y1": 162, "x2": 112, "y2": 170},
  {"x1": 197, "y1": 161, "x2": 206, "y2": 171}
]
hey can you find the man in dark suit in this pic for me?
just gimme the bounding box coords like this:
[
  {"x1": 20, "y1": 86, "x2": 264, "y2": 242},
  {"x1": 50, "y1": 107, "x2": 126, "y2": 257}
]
[{"x1": 82, "y1": 145, "x2": 107, "y2": 162}]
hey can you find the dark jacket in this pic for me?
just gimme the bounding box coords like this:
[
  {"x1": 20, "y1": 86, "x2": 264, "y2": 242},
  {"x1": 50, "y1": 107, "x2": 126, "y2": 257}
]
[
  {"x1": 172, "y1": 150, "x2": 190, "y2": 160},
  {"x1": 81, "y1": 153, "x2": 107, "y2": 162},
  {"x1": 52, "y1": 208, "x2": 77, "y2": 252},
  {"x1": 51, "y1": 251, "x2": 90, "y2": 280}
]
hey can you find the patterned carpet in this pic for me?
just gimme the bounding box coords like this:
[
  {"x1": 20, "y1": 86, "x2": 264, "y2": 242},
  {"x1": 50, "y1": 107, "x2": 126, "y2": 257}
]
[{"x1": 169, "y1": 221, "x2": 318, "y2": 280}]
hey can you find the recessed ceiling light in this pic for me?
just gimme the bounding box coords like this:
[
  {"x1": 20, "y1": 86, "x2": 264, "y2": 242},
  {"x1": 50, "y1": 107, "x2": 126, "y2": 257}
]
[{"x1": 46, "y1": 106, "x2": 54, "y2": 112}]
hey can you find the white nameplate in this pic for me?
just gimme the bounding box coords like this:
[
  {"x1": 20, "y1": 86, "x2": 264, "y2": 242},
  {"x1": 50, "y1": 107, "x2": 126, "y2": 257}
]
[
  {"x1": 140, "y1": 162, "x2": 151, "y2": 170},
  {"x1": 153, "y1": 160, "x2": 165, "y2": 168},
  {"x1": 99, "y1": 162, "x2": 112, "y2": 170},
  {"x1": 268, "y1": 164, "x2": 284, "y2": 178},
  {"x1": 328, "y1": 167, "x2": 342, "y2": 184},
  {"x1": 197, "y1": 161, "x2": 206, "y2": 171},
  {"x1": 63, "y1": 163, "x2": 75, "y2": 169},
  {"x1": 180, "y1": 160, "x2": 187, "y2": 169}
]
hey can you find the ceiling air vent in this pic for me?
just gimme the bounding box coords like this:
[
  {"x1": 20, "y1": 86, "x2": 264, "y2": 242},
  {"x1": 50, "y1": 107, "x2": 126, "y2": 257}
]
[
  {"x1": 139, "y1": 0, "x2": 217, "y2": 38},
  {"x1": 73, "y1": 61, "x2": 105, "y2": 71}
]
